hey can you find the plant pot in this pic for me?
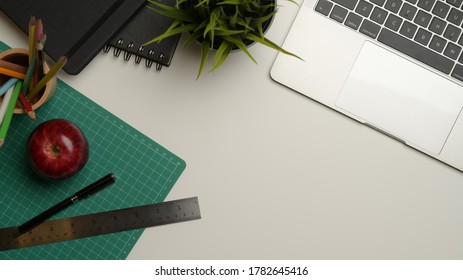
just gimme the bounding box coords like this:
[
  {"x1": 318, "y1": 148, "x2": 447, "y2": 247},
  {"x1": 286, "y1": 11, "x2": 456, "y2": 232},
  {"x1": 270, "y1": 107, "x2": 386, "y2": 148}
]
[
  {"x1": 0, "y1": 48, "x2": 57, "y2": 114},
  {"x1": 181, "y1": 0, "x2": 276, "y2": 50}
]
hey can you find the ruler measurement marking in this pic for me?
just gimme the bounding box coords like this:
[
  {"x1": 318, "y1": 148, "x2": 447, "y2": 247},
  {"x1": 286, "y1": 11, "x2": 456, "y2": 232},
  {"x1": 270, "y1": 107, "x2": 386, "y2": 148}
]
[{"x1": 0, "y1": 197, "x2": 200, "y2": 251}]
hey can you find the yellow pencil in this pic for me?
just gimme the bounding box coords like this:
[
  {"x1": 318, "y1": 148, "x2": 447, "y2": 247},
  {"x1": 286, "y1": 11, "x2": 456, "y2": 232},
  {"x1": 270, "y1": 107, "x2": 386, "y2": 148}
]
[
  {"x1": 0, "y1": 80, "x2": 22, "y2": 147},
  {"x1": 27, "y1": 56, "x2": 67, "y2": 100},
  {"x1": 28, "y1": 16, "x2": 37, "y2": 65}
]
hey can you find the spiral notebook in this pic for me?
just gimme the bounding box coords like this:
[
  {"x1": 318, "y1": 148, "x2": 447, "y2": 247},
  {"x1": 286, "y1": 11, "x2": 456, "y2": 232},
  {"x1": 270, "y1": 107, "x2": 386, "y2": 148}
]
[
  {"x1": 0, "y1": 0, "x2": 146, "y2": 75},
  {"x1": 104, "y1": 0, "x2": 180, "y2": 70}
]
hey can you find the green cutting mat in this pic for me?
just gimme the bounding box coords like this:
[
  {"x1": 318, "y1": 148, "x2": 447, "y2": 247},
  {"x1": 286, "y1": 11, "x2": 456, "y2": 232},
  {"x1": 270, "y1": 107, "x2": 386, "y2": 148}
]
[{"x1": 0, "y1": 42, "x2": 186, "y2": 259}]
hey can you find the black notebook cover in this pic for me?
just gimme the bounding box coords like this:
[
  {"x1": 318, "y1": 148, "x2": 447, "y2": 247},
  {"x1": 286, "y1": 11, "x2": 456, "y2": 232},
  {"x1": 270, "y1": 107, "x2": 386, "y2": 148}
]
[
  {"x1": 0, "y1": 0, "x2": 145, "y2": 75},
  {"x1": 105, "y1": 0, "x2": 181, "y2": 70}
]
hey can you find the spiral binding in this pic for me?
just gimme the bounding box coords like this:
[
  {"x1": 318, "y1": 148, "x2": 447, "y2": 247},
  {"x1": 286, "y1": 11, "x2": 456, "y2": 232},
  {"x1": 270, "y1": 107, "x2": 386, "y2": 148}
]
[{"x1": 103, "y1": 38, "x2": 165, "y2": 70}]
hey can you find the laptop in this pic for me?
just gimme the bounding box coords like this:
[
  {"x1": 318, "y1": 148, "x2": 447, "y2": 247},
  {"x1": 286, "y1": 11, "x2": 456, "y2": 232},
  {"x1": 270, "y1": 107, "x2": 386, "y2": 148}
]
[{"x1": 271, "y1": 0, "x2": 463, "y2": 171}]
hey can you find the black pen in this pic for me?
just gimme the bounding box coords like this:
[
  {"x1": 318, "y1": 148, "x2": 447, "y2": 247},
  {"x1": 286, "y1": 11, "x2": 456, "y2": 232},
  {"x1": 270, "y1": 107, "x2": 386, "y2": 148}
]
[{"x1": 10, "y1": 173, "x2": 116, "y2": 239}]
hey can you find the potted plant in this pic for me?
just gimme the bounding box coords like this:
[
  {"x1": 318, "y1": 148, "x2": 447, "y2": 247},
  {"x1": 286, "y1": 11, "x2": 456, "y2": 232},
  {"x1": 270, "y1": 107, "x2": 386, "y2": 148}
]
[{"x1": 145, "y1": 0, "x2": 300, "y2": 78}]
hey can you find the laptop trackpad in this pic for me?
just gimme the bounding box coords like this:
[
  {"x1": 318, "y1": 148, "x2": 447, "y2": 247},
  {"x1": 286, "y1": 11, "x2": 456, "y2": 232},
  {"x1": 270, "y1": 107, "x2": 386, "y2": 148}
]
[{"x1": 335, "y1": 42, "x2": 463, "y2": 154}]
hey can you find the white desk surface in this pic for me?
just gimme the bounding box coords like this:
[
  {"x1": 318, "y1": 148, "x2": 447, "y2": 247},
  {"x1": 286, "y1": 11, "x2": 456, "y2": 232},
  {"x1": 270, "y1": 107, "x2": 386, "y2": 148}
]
[{"x1": 1, "y1": 3, "x2": 462, "y2": 259}]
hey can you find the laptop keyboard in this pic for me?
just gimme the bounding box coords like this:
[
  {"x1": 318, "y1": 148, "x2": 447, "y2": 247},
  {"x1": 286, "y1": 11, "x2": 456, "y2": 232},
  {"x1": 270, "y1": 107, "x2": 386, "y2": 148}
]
[{"x1": 314, "y1": 0, "x2": 463, "y2": 82}]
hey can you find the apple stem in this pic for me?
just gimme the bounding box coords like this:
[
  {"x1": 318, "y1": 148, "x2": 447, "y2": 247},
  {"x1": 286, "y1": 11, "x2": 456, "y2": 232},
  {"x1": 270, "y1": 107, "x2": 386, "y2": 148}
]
[
  {"x1": 45, "y1": 143, "x2": 61, "y2": 158},
  {"x1": 52, "y1": 144, "x2": 60, "y2": 155}
]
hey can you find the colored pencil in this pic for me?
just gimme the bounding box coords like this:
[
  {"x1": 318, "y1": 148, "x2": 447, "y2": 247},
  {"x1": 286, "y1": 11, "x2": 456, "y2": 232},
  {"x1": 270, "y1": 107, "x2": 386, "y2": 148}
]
[
  {"x1": 0, "y1": 78, "x2": 18, "y2": 97},
  {"x1": 18, "y1": 92, "x2": 35, "y2": 121},
  {"x1": 21, "y1": 51, "x2": 37, "y2": 94},
  {"x1": 0, "y1": 85, "x2": 15, "y2": 126},
  {"x1": 36, "y1": 33, "x2": 46, "y2": 81},
  {"x1": 0, "y1": 66, "x2": 26, "y2": 79},
  {"x1": 27, "y1": 56, "x2": 67, "y2": 100},
  {"x1": 18, "y1": 52, "x2": 36, "y2": 121},
  {"x1": 0, "y1": 80, "x2": 22, "y2": 147},
  {"x1": 32, "y1": 63, "x2": 39, "y2": 92},
  {"x1": 28, "y1": 16, "x2": 36, "y2": 65},
  {"x1": 37, "y1": 33, "x2": 47, "y2": 46},
  {"x1": 35, "y1": 18, "x2": 43, "y2": 40},
  {"x1": 0, "y1": 60, "x2": 28, "y2": 74}
]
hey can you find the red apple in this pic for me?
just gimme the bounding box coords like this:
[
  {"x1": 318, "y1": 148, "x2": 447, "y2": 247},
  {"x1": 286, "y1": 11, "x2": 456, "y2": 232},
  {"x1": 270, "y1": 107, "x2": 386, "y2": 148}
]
[{"x1": 27, "y1": 119, "x2": 89, "y2": 180}]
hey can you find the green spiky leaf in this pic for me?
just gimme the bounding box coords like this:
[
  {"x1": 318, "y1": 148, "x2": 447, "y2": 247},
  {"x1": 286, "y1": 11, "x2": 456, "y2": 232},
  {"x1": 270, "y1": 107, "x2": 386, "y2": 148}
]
[
  {"x1": 197, "y1": 39, "x2": 211, "y2": 79},
  {"x1": 223, "y1": 36, "x2": 257, "y2": 64},
  {"x1": 144, "y1": 22, "x2": 197, "y2": 45},
  {"x1": 145, "y1": 0, "x2": 301, "y2": 77},
  {"x1": 245, "y1": 33, "x2": 302, "y2": 60},
  {"x1": 211, "y1": 41, "x2": 234, "y2": 72},
  {"x1": 146, "y1": 1, "x2": 198, "y2": 22}
]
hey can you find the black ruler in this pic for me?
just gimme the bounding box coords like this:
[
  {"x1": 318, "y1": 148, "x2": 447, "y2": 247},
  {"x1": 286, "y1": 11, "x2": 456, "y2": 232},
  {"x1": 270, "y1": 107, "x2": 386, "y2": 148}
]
[{"x1": 0, "y1": 197, "x2": 200, "y2": 251}]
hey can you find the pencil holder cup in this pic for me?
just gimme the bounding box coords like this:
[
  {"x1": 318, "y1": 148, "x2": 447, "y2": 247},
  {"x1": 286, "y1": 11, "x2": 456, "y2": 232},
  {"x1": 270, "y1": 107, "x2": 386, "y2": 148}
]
[{"x1": 0, "y1": 48, "x2": 57, "y2": 114}]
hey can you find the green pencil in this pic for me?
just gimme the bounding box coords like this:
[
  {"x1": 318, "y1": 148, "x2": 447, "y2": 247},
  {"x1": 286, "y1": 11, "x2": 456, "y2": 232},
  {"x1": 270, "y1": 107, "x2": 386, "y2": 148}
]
[
  {"x1": 0, "y1": 80, "x2": 22, "y2": 147},
  {"x1": 22, "y1": 51, "x2": 36, "y2": 94},
  {"x1": 26, "y1": 56, "x2": 67, "y2": 100}
]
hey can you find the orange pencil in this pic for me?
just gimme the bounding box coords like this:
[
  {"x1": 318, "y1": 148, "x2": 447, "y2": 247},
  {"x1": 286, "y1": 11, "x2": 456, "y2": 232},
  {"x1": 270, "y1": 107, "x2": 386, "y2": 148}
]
[{"x1": 0, "y1": 67, "x2": 26, "y2": 79}]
